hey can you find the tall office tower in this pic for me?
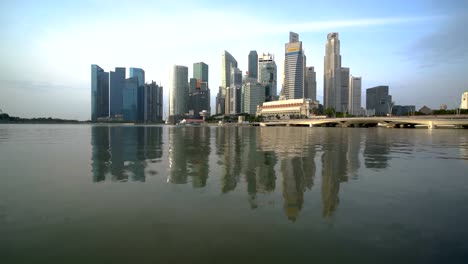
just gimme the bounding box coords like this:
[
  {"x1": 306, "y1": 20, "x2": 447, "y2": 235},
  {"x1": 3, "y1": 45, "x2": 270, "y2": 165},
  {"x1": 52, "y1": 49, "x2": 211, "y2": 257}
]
[
  {"x1": 129, "y1": 67, "x2": 145, "y2": 87},
  {"x1": 169, "y1": 65, "x2": 188, "y2": 117},
  {"x1": 348, "y1": 76, "x2": 362, "y2": 116},
  {"x1": 91, "y1": 64, "x2": 109, "y2": 121},
  {"x1": 340, "y1": 67, "x2": 350, "y2": 112},
  {"x1": 248, "y1": 50, "x2": 258, "y2": 79},
  {"x1": 109, "y1": 67, "x2": 126, "y2": 118},
  {"x1": 123, "y1": 77, "x2": 139, "y2": 121},
  {"x1": 324, "y1": 32, "x2": 342, "y2": 111},
  {"x1": 193, "y1": 62, "x2": 208, "y2": 83},
  {"x1": 304, "y1": 66, "x2": 316, "y2": 101},
  {"x1": 284, "y1": 32, "x2": 305, "y2": 99},
  {"x1": 188, "y1": 89, "x2": 210, "y2": 118},
  {"x1": 227, "y1": 67, "x2": 242, "y2": 114},
  {"x1": 144, "y1": 81, "x2": 163, "y2": 122},
  {"x1": 222, "y1": 51, "x2": 238, "y2": 114},
  {"x1": 258, "y1": 53, "x2": 277, "y2": 101},
  {"x1": 366, "y1": 86, "x2": 392, "y2": 115},
  {"x1": 189, "y1": 78, "x2": 197, "y2": 94},
  {"x1": 216, "y1": 86, "x2": 225, "y2": 115},
  {"x1": 242, "y1": 81, "x2": 264, "y2": 114}
]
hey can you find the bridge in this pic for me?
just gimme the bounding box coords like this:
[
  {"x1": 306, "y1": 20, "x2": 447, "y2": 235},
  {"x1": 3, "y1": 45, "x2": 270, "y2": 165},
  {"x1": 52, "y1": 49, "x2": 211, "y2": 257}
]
[{"x1": 259, "y1": 116, "x2": 468, "y2": 129}]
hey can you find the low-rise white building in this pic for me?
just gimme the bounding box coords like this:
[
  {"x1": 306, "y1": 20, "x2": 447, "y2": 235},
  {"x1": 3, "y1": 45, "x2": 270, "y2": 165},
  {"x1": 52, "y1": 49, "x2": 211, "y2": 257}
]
[
  {"x1": 256, "y1": 98, "x2": 316, "y2": 118},
  {"x1": 461, "y1": 92, "x2": 468, "y2": 109}
]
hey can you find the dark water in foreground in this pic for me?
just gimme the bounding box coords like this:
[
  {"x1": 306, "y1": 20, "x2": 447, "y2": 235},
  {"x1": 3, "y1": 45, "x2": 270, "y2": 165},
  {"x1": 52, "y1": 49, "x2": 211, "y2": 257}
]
[{"x1": 1, "y1": 124, "x2": 468, "y2": 263}]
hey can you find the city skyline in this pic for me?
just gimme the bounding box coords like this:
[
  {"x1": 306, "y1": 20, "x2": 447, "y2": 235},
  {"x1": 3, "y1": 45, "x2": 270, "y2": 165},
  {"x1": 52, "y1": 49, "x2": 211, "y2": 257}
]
[{"x1": 1, "y1": 1, "x2": 467, "y2": 120}]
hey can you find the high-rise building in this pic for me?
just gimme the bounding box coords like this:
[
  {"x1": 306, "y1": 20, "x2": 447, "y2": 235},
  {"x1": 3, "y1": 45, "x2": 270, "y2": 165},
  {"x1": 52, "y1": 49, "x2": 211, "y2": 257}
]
[
  {"x1": 340, "y1": 67, "x2": 350, "y2": 112},
  {"x1": 169, "y1": 65, "x2": 188, "y2": 117},
  {"x1": 242, "y1": 81, "x2": 264, "y2": 114},
  {"x1": 284, "y1": 32, "x2": 305, "y2": 100},
  {"x1": 123, "y1": 77, "x2": 139, "y2": 121},
  {"x1": 304, "y1": 66, "x2": 316, "y2": 101},
  {"x1": 216, "y1": 86, "x2": 225, "y2": 115},
  {"x1": 324, "y1": 32, "x2": 342, "y2": 111},
  {"x1": 227, "y1": 67, "x2": 242, "y2": 114},
  {"x1": 366, "y1": 86, "x2": 392, "y2": 116},
  {"x1": 91, "y1": 64, "x2": 109, "y2": 121},
  {"x1": 221, "y1": 50, "x2": 238, "y2": 96},
  {"x1": 144, "y1": 81, "x2": 163, "y2": 122},
  {"x1": 193, "y1": 62, "x2": 208, "y2": 83},
  {"x1": 129, "y1": 67, "x2": 145, "y2": 87},
  {"x1": 189, "y1": 89, "x2": 210, "y2": 118},
  {"x1": 109, "y1": 67, "x2": 126, "y2": 118},
  {"x1": 248, "y1": 50, "x2": 258, "y2": 79},
  {"x1": 189, "y1": 78, "x2": 197, "y2": 94},
  {"x1": 258, "y1": 53, "x2": 277, "y2": 101},
  {"x1": 348, "y1": 76, "x2": 362, "y2": 115}
]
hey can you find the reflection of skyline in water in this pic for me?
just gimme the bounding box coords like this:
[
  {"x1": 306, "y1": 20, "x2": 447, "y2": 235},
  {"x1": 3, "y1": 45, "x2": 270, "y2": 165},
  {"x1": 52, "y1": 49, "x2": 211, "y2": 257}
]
[
  {"x1": 91, "y1": 126, "x2": 163, "y2": 182},
  {"x1": 90, "y1": 126, "x2": 413, "y2": 221}
]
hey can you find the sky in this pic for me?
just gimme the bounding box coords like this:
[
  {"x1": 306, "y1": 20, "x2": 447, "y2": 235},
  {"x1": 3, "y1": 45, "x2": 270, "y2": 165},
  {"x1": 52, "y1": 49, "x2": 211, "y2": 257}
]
[{"x1": 0, "y1": 0, "x2": 467, "y2": 120}]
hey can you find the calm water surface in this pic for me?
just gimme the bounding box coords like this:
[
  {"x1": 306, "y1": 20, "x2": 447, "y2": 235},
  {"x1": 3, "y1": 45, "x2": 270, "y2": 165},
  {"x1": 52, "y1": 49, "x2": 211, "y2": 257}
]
[{"x1": 1, "y1": 124, "x2": 468, "y2": 263}]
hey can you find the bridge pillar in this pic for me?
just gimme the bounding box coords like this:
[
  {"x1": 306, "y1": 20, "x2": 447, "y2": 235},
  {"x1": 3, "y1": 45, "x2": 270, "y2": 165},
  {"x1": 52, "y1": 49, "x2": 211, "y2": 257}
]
[
  {"x1": 309, "y1": 123, "x2": 313, "y2": 127},
  {"x1": 428, "y1": 121, "x2": 436, "y2": 129}
]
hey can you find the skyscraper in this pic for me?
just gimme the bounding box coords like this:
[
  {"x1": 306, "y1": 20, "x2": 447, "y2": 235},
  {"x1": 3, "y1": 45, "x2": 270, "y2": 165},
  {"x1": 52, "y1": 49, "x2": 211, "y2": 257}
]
[
  {"x1": 348, "y1": 76, "x2": 362, "y2": 115},
  {"x1": 284, "y1": 32, "x2": 305, "y2": 100},
  {"x1": 216, "y1": 86, "x2": 225, "y2": 115},
  {"x1": 258, "y1": 53, "x2": 277, "y2": 101},
  {"x1": 248, "y1": 50, "x2": 258, "y2": 79},
  {"x1": 242, "y1": 81, "x2": 264, "y2": 115},
  {"x1": 169, "y1": 65, "x2": 188, "y2": 117},
  {"x1": 193, "y1": 62, "x2": 208, "y2": 84},
  {"x1": 144, "y1": 81, "x2": 163, "y2": 122},
  {"x1": 227, "y1": 67, "x2": 242, "y2": 114},
  {"x1": 123, "y1": 77, "x2": 139, "y2": 121},
  {"x1": 324, "y1": 32, "x2": 342, "y2": 111},
  {"x1": 340, "y1": 67, "x2": 350, "y2": 112},
  {"x1": 129, "y1": 67, "x2": 145, "y2": 87},
  {"x1": 109, "y1": 67, "x2": 126, "y2": 118},
  {"x1": 222, "y1": 51, "x2": 238, "y2": 114},
  {"x1": 91, "y1": 64, "x2": 109, "y2": 121},
  {"x1": 304, "y1": 66, "x2": 316, "y2": 101}
]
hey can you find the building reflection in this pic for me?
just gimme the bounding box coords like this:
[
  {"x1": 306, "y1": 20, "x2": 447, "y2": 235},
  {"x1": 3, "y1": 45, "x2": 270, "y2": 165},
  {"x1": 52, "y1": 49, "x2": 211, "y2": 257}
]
[
  {"x1": 168, "y1": 126, "x2": 211, "y2": 187},
  {"x1": 91, "y1": 126, "x2": 163, "y2": 182},
  {"x1": 364, "y1": 129, "x2": 391, "y2": 169}
]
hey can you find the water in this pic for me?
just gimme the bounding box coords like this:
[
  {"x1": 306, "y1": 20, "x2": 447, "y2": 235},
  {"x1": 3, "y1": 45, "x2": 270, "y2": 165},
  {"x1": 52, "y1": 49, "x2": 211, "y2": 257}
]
[{"x1": 1, "y1": 124, "x2": 468, "y2": 263}]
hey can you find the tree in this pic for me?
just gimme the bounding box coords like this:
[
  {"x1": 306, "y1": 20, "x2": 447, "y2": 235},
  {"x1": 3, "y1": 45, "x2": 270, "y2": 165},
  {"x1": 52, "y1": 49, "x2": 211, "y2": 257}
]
[{"x1": 324, "y1": 108, "x2": 335, "y2": 118}]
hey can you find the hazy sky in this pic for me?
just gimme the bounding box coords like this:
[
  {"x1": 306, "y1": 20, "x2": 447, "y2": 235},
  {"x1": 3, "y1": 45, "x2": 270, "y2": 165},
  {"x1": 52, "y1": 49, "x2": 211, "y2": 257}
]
[{"x1": 1, "y1": 0, "x2": 467, "y2": 120}]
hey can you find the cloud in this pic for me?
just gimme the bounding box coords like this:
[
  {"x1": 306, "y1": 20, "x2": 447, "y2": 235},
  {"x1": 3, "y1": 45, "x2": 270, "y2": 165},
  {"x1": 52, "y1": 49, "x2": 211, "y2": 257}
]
[{"x1": 405, "y1": 14, "x2": 468, "y2": 68}]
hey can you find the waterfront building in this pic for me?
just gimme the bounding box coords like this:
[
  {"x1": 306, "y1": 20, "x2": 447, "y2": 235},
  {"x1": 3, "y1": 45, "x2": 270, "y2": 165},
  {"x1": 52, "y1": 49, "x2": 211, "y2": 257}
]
[
  {"x1": 258, "y1": 53, "x2": 277, "y2": 101},
  {"x1": 189, "y1": 89, "x2": 210, "y2": 119},
  {"x1": 324, "y1": 32, "x2": 342, "y2": 111},
  {"x1": 366, "y1": 86, "x2": 392, "y2": 116},
  {"x1": 392, "y1": 105, "x2": 416, "y2": 116},
  {"x1": 419, "y1": 105, "x2": 433, "y2": 115},
  {"x1": 144, "y1": 81, "x2": 163, "y2": 122},
  {"x1": 215, "y1": 86, "x2": 225, "y2": 115},
  {"x1": 348, "y1": 75, "x2": 362, "y2": 116},
  {"x1": 129, "y1": 67, "x2": 145, "y2": 87},
  {"x1": 109, "y1": 67, "x2": 126, "y2": 118},
  {"x1": 304, "y1": 66, "x2": 316, "y2": 101},
  {"x1": 221, "y1": 50, "x2": 238, "y2": 96},
  {"x1": 242, "y1": 80, "x2": 264, "y2": 115},
  {"x1": 461, "y1": 92, "x2": 468, "y2": 109},
  {"x1": 91, "y1": 64, "x2": 109, "y2": 121},
  {"x1": 284, "y1": 32, "x2": 305, "y2": 100},
  {"x1": 248, "y1": 50, "x2": 258, "y2": 79},
  {"x1": 226, "y1": 67, "x2": 242, "y2": 114},
  {"x1": 256, "y1": 98, "x2": 313, "y2": 118},
  {"x1": 193, "y1": 62, "x2": 208, "y2": 84},
  {"x1": 123, "y1": 77, "x2": 139, "y2": 121},
  {"x1": 340, "y1": 67, "x2": 350, "y2": 112},
  {"x1": 169, "y1": 65, "x2": 188, "y2": 117}
]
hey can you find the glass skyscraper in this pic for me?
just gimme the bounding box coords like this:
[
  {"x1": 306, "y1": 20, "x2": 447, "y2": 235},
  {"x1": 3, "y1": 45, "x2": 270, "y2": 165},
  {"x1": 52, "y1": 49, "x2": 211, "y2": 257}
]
[
  {"x1": 324, "y1": 32, "x2": 342, "y2": 111},
  {"x1": 193, "y1": 62, "x2": 208, "y2": 83},
  {"x1": 258, "y1": 53, "x2": 277, "y2": 101},
  {"x1": 169, "y1": 65, "x2": 188, "y2": 117},
  {"x1": 304, "y1": 66, "x2": 316, "y2": 101},
  {"x1": 129, "y1": 67, "x2": 145, "y2": 87},
  {"x1": 91, "y1": 64, "x2": 109, "y2": 121},
  {"x1": 109, "y1": 67, "x2": 126, "y2": 117},
  {"x1": 123, "y1": 77, "x2": 139, "y2": 121},
  {"x1": 221, "y1": 50, "x2": 238, "y2": 97},
  {"x1": 248, "y1": 50, "x2": 258, "y2": 79}
]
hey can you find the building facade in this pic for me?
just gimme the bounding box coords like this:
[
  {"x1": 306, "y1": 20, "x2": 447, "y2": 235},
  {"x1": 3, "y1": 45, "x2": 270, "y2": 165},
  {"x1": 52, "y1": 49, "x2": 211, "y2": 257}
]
[
  {"x1": 193, "y1": 62, "x2": 208, "y2": 84},
  {"x1": 91, "y1": 64, "x2": 109, "y2": 121},
  {"x1": 123, "y1": 77, "x2": 139, "y2": 121},
  {"x1": 304, "y1": 66, "x2": 316, "y2": 101},
  {"x1": 348, "y1": 76, "x2": 362, "y2": 116},
  {"x1": 340, "y1": 67, "x2": 350, "y2": 112},
  {"x1": 216, "y1": 86, "x2": 225, "y2": 115},
  {"x1": 242, "y1": 81, "x2": 264, "y2": 115},
  {"x1": 258, "y1": 53, "x2": 277, "y2": 101},
  {"x1": 324, "y1": 32, "x2": 342, "y2": 111},
  {"x1": 221, "y1": 50, "x2": 238, "y2": 97},
  {"x1": 109, "y1": 67, "x2": 126, "y2": 118},
  {"x1": 248, "y1": 50, "x2": 258, "y2": 79},
  {"x1": 226, "y1": 67, "x2": 242, "y2": 114},
  {"x1": 144, "y1": 81, "x2": 163, "y2": 122},
  {"x1": 257, "y1": 98, "x2": 313, "y2": 118},
  {"x1": 169, "y1": 65, "x2": 188, "y2": 117},
  {"x1": 284, "y1": 32, "x2": 305, "y2": 100},
  {"x1": 129, "y1": 67, "x2": 145, "y2": 87},
  {"x1": 366, "y1": 86, "x2": 392, "y2": 116}
]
